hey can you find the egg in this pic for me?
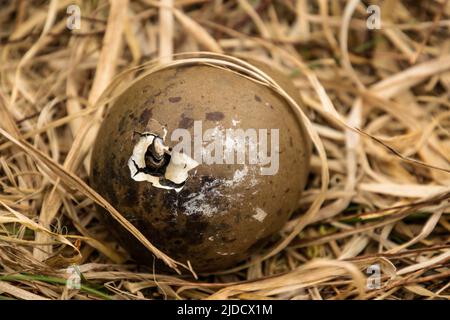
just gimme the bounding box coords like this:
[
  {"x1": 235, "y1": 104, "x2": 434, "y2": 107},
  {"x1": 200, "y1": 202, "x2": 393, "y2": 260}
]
[{"x1": 90, "y1": 59, "x2": 311, "y2": 272}]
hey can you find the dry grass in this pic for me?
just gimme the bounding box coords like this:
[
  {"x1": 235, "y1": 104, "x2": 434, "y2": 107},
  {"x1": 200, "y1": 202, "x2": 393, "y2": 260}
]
[{"x1": 0, "y1": 0, "x2": 449, "y2": 300}]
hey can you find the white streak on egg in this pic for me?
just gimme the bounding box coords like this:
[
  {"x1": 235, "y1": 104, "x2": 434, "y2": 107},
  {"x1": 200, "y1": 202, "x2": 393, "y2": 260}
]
[{"x1": 252, "y1": 207, "x2": 268, "y2": 222}]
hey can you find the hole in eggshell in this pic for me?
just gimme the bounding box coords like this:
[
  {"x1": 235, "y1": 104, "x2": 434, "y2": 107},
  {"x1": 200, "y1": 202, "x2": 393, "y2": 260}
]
[{"x1": 128, "y1": 131, "x2": 199, "y2": 192}]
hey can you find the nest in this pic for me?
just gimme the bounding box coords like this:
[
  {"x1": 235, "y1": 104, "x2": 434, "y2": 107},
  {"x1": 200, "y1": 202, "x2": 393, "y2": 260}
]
[{"x1": 0, "y1": 0, "x2": 449, "y2": 300}]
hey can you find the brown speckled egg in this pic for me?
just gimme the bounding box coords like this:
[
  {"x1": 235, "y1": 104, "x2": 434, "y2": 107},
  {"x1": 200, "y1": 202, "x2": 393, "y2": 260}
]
[{"x1": 90, "y1": 60, "x2": 310, "y2": 272}]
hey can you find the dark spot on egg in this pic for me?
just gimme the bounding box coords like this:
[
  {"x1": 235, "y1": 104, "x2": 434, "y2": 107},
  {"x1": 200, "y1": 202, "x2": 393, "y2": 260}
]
[
  {"x1": 178, "y1": 113, "x2": 194, "y2": 129},
  {"x1": 139, "y1": 108, "x2": 153, "y2": 125},
  {"x1": 205, "y1": 111, "x2": 225, "y2": 121},
  {"x1": 118, "y1": 116, "x2": 127, "y2": 133},
  {"x1": 168, "y1": 96, "x2": 182, "y2": 103}
]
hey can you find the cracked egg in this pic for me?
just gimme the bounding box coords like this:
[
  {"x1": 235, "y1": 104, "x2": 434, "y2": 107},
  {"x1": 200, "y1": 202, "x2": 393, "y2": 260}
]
[{"x1": 90, "y1": 59, "x2": 311, "y2": 272}]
